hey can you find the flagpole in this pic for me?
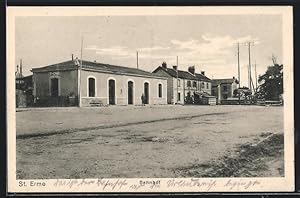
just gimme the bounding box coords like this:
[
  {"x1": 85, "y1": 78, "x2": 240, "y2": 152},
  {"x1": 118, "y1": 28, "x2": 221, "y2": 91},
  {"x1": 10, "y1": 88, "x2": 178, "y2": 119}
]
[{"x1": 78, "y1": 34, "x2": 83, "y2": 107}]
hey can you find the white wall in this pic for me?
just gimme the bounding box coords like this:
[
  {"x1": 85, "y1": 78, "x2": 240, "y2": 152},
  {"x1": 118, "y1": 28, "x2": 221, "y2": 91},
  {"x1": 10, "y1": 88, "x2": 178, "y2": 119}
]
[{"x1": 80, "y1": 70, "x2": 167, "y2": 106}]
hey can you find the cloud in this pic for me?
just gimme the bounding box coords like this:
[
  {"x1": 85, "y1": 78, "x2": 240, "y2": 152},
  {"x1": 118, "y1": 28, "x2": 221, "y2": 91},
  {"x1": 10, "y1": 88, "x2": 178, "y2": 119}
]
[
  {"x1": 169, "y1": 34, "x2": 260, "y2": 66},
  {"x1": 84, "y1": 34, "x2": 260, "y2": 70},
  {"x1": 137, "y1": 46, "x2": 170, "y2": 52},
  {"x1": 86, "y1": 44, "x2": 173, "y2": 60}
]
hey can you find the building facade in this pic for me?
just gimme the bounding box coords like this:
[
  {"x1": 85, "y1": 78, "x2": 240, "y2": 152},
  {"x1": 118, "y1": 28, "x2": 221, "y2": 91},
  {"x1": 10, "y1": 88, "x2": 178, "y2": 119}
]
[
  {"x1": 153, "y1": 63, "x2": 214, "y2": 105},
  {"x1": 211, "y1": 77, "x2": 239, "y2": 104},
  {"x1": 31, "y1": 59, "x2": 167, "y2": 107}
]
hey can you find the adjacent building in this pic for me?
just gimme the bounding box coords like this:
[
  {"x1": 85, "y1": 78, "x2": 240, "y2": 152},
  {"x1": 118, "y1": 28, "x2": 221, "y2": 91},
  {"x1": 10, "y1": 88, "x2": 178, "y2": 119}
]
[
  {"x1": 31, "y1": 58, "x2": 168, "y2": 107},
  {"x1": 211, "y1": 77, "x2": 239, "y2": 104},
  {"x1": 16, "y1": 63, "x2": 34, "y2": 107},
  {"x1": 152, "y1": 62, "x2": 215, "y2": 105}
]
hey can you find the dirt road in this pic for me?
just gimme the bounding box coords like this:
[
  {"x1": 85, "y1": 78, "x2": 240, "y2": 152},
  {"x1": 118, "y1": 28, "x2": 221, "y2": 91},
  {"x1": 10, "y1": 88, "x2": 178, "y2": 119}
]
[{"x1": 16, "y1": 105, "x2": 283, "y2": 179}]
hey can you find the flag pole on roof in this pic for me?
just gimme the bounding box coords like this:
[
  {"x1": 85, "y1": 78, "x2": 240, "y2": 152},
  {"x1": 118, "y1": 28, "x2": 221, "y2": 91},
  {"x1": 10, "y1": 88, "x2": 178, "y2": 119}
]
[
  {"x1": 78, "y1": 33, "x2": 84, "y2": 107},
  {"x1": 136, "y1": 51, "x2": 139, "y2": 69},
  {"x1": 80, "y1": 34, "x2": 83, "y2": 69}
]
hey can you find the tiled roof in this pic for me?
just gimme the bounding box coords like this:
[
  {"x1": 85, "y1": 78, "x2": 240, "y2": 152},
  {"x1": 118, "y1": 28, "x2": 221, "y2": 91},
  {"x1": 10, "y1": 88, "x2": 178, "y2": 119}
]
[
  {"x1": 31, "y1": 60, "x2": 79, "y2": 72},
  {"x1": 195, "y1": 73, "x2": 211, "y2": 82},
  {"x1": 212, "y1": 78, "x2": 238, "y2": 86},
  {"x1": 31, "y1": 60, "x2": 164, "y2": 78},
  {"x1": 153, "y1": 66, "x2": 211, "y2": 81}
]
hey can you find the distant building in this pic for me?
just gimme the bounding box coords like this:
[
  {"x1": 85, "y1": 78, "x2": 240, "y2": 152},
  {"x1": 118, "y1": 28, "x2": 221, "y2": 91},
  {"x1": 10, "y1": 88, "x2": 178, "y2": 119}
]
[
  {"x1": 31, "y1": 58, "x2": 167, "y2": 107},
  {"x1": 211, "y1": 77, "x2": 239, "y2": 104},
  {"x1": 15, "y1": 63, "x2": 34, "y2": 108},
  {"x1": 153, "y1": 62, "x2": 215, "y2": 105}
]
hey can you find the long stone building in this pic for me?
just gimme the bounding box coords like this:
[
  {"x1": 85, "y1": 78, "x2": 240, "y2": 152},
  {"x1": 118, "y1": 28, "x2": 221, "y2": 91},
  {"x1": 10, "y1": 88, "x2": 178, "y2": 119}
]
[{"x1": 31, "y1": 58, "x2": 167, "y2": 107}]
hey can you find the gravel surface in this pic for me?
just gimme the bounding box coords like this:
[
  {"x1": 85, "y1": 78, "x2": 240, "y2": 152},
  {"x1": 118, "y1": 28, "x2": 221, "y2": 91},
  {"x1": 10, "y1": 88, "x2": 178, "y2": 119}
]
[{"x1": 16, "y1": 105, "x2": 283, "y2": 179}]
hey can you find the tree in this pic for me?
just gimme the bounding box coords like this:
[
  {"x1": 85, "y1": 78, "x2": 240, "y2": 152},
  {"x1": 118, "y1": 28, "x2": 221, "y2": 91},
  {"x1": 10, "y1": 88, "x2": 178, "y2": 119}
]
[{"x1": 256, "y1": 63, "x2": 283, "y2": 100}]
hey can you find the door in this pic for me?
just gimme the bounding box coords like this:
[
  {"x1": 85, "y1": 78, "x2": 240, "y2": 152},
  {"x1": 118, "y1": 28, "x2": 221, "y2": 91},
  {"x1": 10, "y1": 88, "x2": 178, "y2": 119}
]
[
  {"x1": 109, "y1": 79, "x2": 115, "y2": 105},
  {"x1": 128, "y1": 81, "x2": 134, "y2": 105},
  {"x1": 144, "y1": 82, "x2": 149, "y2": 104},
  {"x1": 51, "y1": 78, "x2": 59, "y2": 97}
]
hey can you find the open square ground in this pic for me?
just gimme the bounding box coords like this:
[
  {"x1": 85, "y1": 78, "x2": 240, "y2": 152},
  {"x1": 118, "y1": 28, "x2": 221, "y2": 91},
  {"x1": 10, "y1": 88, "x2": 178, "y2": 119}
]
[{"x1": 16, "y1": 105, "x2": 284, "y2": 179}]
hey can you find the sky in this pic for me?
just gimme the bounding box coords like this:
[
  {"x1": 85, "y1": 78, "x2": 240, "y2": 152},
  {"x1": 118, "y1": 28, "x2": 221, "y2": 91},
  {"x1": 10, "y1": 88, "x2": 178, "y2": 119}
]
[{"x1": 15, "y1": 15, "x2": 282, "y2": 87}]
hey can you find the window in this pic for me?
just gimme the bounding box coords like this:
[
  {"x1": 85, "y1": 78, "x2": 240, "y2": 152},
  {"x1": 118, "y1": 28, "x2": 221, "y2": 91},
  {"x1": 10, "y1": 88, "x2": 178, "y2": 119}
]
[
  {"x1": 223, "y1": 85, "x2": 227, "y2": 92},
  {"x1": 187, "y1": 80, "x2": 191, "y2": 87},
  {"x1": 193, "y1": 81, "x2": 197, "y2": 88},
  {"x1": 178, "y1": 92, "x2": 181, "y2": 101},
  {"x1": 201, "y1": 82, "x2": 205, "y2": 89},
  {"x1": 88, "y1": 77, "x2": 95, "y2": 97},
  {"x1": 177, "y1": 79, "x2": 181, "y2": 87},
  {"x1": 158, "y1": 84, "x2": 162, "y2": 98},
  {"x1": 206, "y1": 82, "x2": 209, "y2": 89}
]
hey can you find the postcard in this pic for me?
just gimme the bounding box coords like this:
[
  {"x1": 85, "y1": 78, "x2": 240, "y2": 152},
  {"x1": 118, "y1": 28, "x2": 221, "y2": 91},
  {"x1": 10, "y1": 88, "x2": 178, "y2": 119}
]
[{"x1": 7, "y1": 6, "x2": 294, "y2": 193}]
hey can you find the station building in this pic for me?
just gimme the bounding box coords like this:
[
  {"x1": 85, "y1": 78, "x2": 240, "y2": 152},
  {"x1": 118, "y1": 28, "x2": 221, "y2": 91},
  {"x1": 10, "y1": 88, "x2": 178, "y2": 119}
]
[{"x1": 31, "y1": 58, "x2": 167, "y2": 107}]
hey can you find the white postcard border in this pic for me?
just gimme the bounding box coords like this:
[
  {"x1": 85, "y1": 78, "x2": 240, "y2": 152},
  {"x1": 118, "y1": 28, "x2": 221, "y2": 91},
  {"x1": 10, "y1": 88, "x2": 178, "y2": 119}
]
[{"x1": 7, "y1": 6, "x2": 294, "y2": 193}]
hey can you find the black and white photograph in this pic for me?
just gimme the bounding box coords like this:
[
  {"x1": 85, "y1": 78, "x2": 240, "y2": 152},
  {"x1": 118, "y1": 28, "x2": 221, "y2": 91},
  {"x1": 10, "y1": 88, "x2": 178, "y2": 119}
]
[{"x1": 7, "y1": 6, "x2": 294, "y2": 192}]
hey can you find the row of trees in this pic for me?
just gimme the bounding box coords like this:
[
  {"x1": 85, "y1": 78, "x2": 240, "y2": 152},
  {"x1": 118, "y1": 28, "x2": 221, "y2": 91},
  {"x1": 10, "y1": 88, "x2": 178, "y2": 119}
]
[{"x1": 256, "y1": 63, "x2": 283, "y2": 100}]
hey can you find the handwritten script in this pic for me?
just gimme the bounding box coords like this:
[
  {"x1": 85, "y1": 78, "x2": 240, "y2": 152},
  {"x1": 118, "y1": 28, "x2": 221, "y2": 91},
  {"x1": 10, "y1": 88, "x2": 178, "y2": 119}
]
[{"x1": 52, "y1": 178, "x2": 261, "y2": 191}]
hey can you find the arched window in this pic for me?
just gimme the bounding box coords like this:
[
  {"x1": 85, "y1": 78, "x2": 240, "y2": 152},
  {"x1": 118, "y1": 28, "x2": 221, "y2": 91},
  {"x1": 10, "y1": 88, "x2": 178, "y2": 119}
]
[
  {"x1": 158, "y1": 83, "x2": 162, "y2": 98},
  {"x1": 206, "y1": 82, "x2": 209, "y2": 89},
  {"x1": 88, "y1": 77, "x2": 95, "y2": 97}
]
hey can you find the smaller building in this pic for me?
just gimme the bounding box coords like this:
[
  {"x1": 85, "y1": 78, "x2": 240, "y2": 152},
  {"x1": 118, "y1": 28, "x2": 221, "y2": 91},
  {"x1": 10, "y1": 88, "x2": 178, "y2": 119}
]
[
  {"x1": 211, "y1": 77, "x2": 239, "y2": 104},
  {"x1": 194, "y1": 92, "x2": 217, "y2": 105},
  {"x1": 152, "y1": 62, "x2": 214, "y2": 105},
  {"x1": 15, "y1": 64, "x2": 34, "y2": 107}
]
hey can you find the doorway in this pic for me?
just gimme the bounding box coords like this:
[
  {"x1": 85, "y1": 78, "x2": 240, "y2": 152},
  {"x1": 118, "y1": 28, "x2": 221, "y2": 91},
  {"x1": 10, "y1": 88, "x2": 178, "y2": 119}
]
[
  {"x1": 128, "y1": 81, "x2": 134, "y2": 105},
  {"x1": 51, "y1": 78, "x2": 59, "y2": 97},
  {"x1": 144, "y1": 82, "x2": 149, "y2": 104},
  {"x1": 108, "y1": 79, "x2": 115, "y2": 105}
]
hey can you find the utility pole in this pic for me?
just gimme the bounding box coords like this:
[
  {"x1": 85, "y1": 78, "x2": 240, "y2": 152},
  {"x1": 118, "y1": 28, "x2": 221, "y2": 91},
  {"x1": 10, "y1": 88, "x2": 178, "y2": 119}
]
[
  {"x1": 176, "y1": 56, "x2": 179, "y2": 103},
  {"x1": 136, "y1": 51, "x2": 139, "y2": 69},
  {"x1": 237, "y1": 42, "x2": 240, "y2": 88},
  {"x1": 247, "y1": 42, "x2": 252, "y2": 93},
  {"x1": 254, "y1": 61, "x2": 258, "y2": 92}
]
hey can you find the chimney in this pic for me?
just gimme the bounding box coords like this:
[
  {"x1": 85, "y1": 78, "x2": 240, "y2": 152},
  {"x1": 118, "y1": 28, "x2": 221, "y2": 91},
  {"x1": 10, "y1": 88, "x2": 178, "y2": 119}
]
[
  {"x1": 201, "y1": 71, "x2": 205, "y2": 76},
  {"x1": 162, "y1": 62, "x2": 167, "y2": 69},
  {"x1": 72, "y1": 54, "x2": 74, "y2": 61},
  {"x1": 173, "y1": 65, "x2": 177, "y2": 70},
  {"x1": 188, "y1": 66, "x2": 195, "y2": 75}
]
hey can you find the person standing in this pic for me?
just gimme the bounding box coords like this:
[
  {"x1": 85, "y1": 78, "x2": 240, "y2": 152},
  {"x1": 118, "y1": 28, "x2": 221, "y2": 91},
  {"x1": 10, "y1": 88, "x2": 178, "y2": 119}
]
[{"x1": 141, "y1": 93, "x2": 145, "y2": 106}]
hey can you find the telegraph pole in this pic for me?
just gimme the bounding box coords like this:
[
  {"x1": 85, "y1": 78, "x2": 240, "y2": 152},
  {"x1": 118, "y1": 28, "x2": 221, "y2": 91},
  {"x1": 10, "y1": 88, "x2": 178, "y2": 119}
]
[
  {"x1": 254, "y1": 61, "x2": 258, "y2": 92},
  {"x1": 136, "y1": 51, "x2": 139, "y2": 69},
  {"x1": 176, "y1": 56, "x2": 179, "y2": 103},
  {"x1": 247, "y1": 42, "x2": 252, "y2": 93},
  {"x1": 237, "y1": 42, "x2": 240, "y2": 88}
]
